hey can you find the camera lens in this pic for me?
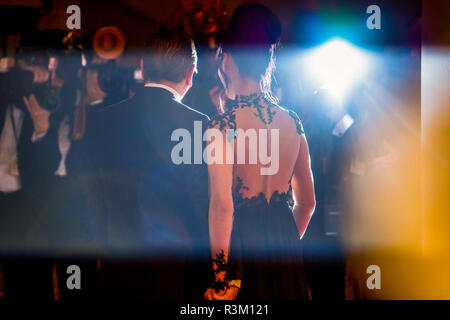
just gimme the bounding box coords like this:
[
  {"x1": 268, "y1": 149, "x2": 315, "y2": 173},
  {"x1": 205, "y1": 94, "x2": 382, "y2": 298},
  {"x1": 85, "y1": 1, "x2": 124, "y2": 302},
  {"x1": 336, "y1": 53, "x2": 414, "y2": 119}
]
[{"x1": 98, "y1": 63, "x2": 122, "y2": 94}]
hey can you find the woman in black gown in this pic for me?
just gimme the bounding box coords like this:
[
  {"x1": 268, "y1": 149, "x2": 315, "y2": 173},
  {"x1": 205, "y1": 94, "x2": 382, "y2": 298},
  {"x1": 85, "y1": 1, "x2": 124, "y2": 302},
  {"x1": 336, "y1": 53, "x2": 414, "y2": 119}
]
[{"x1": 204, "y1": 3, "x2": 316, "y2": 300}]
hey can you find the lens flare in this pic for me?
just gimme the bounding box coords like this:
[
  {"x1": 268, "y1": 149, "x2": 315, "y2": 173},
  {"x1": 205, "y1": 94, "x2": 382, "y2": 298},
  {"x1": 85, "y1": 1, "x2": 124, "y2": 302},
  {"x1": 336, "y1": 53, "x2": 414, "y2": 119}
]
[{"x1": 305, "y1": 38, "x2": 368, "y2": 100}]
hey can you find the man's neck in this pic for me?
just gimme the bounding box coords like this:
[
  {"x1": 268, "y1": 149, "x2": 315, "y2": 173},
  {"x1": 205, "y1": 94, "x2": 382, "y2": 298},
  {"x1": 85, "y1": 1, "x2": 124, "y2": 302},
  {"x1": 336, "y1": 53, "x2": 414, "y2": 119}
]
[{"x1": 144, "y1": 80, "x2": 184, "y2": 101}]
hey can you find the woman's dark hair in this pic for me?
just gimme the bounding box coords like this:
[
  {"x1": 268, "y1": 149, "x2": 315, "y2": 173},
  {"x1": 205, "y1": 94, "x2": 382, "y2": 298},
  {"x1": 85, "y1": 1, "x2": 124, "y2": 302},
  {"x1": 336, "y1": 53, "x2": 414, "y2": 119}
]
[{"x1": 219, "y1": 3, "x2": 281, "y2": 95}]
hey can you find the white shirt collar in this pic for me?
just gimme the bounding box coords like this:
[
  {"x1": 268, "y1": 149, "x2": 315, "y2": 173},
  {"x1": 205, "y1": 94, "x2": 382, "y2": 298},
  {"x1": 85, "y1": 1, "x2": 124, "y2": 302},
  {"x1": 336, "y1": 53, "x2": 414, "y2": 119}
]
[{"x1": 144, "y1": 82, "x2": 181, "y2": 102}]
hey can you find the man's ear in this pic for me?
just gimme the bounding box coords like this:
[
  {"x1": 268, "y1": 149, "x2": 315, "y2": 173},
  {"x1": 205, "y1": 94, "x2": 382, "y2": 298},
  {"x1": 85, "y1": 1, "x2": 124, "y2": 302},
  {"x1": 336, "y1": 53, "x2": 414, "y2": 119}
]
[{"x1": 186, "y1": 65, "x2": 195, "y2": 87}]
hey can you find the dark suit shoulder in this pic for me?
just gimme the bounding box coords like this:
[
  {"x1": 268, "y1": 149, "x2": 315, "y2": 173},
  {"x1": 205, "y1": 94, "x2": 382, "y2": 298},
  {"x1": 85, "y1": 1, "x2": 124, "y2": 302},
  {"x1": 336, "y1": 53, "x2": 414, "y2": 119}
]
[
  {"x1": 99, "y1": 96, "x2": 135, "y2": 117},
  {"x1": 177, "y1": 102, "x2": 210, "y2": 122}
]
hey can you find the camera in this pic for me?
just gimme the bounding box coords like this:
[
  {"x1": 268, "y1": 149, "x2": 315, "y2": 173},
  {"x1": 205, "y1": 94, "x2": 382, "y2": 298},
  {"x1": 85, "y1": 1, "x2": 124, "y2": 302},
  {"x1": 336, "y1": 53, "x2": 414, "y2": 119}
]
[
  {"x1": 0, "y1": 59, "x2": 64, "y2": 113},
  {"x1": 0, "y1": 30, "x2": 83, "y2": 113},
  {"x1": 96, "y1": 60, "x2": 135, "y2": 97}
]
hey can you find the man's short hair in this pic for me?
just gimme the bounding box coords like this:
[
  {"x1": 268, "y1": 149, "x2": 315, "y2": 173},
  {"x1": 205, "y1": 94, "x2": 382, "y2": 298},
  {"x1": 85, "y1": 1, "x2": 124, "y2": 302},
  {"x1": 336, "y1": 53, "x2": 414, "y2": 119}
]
[{"x1": 143, "y1": 30, "x2": 197, "y2": 83}]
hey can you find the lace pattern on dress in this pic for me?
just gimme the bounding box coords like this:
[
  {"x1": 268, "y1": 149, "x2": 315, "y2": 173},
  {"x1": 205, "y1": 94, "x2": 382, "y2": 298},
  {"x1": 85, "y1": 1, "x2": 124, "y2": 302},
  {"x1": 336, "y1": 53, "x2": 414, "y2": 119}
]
[
  {"x1": 233, "y1": 177, "x2": 294, "y2": 211},
  {"x1": 224, "y1": 93, "x2": 276, "y2": 126},
  {"x1": 208, "y1": 92, "x2": 304, "y2": 136},
  {"x1": 207, "y1": 111, "x2": 237, "y2": 131},
  {"x1": 210, "y1": 250, "x2": 230, "y2": 292}
]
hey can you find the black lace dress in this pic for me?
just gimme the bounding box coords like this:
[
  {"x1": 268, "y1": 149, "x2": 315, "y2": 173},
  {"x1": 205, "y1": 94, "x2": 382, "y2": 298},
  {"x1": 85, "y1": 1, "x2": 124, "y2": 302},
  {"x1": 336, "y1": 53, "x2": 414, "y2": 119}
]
[{"x1": 208, "y1": 93, "x2": 311, "y2": 300}]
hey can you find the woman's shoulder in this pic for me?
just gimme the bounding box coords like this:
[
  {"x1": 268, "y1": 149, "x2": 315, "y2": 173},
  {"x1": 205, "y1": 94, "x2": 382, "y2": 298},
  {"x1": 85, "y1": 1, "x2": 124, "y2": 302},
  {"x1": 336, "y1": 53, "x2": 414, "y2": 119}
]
[
  {"x1": 273, "y1": 104, "x2": 305, "y2": 135},
  {"x1": 206, "y1": 101, "x2": 305, "y2": 136}
]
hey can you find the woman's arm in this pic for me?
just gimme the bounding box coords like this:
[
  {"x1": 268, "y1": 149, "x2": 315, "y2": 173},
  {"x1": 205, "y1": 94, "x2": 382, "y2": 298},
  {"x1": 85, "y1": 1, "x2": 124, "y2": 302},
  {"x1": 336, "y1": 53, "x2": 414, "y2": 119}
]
[
  {"x1": 291, "y1": 134, "x2": 316, "y2": 239},
  {"x1": 208, "y1": 160, "x2": 234, "y2": 260},
  {"x1": 207, "y1": 129, "x2": 234, "y2": 270}
]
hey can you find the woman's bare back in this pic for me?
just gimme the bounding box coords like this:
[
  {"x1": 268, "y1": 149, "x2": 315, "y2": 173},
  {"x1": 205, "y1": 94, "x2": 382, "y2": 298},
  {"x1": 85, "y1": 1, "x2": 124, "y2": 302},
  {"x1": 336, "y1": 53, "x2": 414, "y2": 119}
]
[{"x1": 208, "y1": 93, "x2": 306, "y2": 203}]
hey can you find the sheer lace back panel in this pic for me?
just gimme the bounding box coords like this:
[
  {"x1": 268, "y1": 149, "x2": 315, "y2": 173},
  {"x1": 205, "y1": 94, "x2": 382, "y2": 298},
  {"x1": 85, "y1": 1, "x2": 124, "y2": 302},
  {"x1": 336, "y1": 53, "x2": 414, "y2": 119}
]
[{"x1": 208, "y1": 93, "x2": 305, "y2": 208}]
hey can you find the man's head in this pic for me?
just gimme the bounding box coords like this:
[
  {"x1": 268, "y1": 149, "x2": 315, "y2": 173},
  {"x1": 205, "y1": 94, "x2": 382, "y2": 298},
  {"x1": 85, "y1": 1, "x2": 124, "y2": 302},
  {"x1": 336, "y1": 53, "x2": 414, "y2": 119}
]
[{"x1": 142, "y1": 30, "x2": 197, "y2": 100}]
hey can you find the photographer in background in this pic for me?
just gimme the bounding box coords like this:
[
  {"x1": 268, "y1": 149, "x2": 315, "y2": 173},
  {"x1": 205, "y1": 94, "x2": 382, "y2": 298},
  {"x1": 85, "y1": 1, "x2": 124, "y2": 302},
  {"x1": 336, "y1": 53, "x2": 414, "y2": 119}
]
[
  {"x1": 0, "y1": 26, "x2": 141, "y2": 299},
  {"x1": 58, "y1": 26, "x2": 143, "y2": 299},
  {"x1": 0, "y1": 58, "x2": 53, "y2": 299},
  {"x1": 0, "y1": 30, "x2": 87, "y2": 300},
  {"x1": 69, "y1": 26, "x2": 139, "y2": 144}
]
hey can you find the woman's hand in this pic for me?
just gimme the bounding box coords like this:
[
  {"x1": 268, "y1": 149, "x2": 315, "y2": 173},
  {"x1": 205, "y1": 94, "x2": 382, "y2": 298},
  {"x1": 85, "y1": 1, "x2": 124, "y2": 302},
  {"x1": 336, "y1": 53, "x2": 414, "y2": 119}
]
[
  {"x1": 212, "y1": 286, "x2": 239, "y2": 300},
  {"x1": 204, "y1": 286, "x2": 239, "y2": 300}
]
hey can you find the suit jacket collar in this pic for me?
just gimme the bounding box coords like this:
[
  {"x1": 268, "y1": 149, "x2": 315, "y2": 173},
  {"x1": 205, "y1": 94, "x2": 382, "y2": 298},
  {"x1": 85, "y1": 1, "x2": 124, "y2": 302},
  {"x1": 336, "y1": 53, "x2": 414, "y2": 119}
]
[
  {"x1": 144, "y1": 82, "x2": 181, "y2": 102},
  {"x1": 135, "y1": 86, "x2": 181, "y2": 105}
]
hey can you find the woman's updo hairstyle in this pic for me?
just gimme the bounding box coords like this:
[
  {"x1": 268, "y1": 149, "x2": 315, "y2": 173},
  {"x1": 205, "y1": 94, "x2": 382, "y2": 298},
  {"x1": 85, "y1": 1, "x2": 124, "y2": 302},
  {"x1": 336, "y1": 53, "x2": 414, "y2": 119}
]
[{"x1": 219, "y1": 3, "x2": 281, "y2": 94}]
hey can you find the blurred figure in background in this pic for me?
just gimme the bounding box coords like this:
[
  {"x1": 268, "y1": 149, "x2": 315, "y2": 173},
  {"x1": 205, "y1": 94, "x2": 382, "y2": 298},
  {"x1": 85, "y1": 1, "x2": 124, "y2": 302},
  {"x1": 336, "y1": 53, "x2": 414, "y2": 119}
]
[
  {"x1": 0, "y1": 30, "x2": 82, "y2": 300},
  {"x1": 301, "y1": 87, "x2": 355, "y2": 300},
  {"x1": 0, "y1": 28, "x2": 132, "y2": 299}
]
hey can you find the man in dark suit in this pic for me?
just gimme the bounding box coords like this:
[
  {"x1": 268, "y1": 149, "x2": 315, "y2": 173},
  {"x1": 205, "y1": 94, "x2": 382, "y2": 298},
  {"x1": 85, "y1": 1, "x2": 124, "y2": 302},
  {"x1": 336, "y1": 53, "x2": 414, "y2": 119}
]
[{"x1": 91, "y1": 30, "x2": 210, "y2": 299}]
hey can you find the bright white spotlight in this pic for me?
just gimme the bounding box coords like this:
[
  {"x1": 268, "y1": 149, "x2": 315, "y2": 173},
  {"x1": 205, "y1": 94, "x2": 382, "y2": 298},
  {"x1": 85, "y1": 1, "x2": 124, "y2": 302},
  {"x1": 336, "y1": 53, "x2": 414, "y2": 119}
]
[{"x1": 305, "y1": 38, "x2": 368, "y2": 101}]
